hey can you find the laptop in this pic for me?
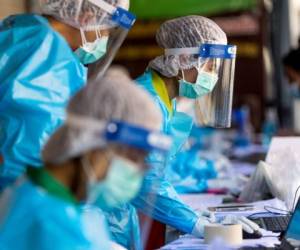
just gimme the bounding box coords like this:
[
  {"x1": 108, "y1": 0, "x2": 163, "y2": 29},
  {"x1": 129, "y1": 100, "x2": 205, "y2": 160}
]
[
  {"x1": 250, "y1": 192, "x2": 300, "y2": 233},
  {"x1": 251, "y1": 215, "x2": 291, "y2": 233},
  {"x1": 280, "y1": 198, "x2": 300, "y2": 249},
  {"x1": 242, "y1": 196, "x2": 300, "y2": 249}
]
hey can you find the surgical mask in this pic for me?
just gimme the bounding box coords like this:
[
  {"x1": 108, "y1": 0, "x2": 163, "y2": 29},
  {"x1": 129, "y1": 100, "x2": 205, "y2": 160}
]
[
  {"x1": 75, "y1": 29, "x2": 108, "y2": 65},
  {"x1": 179, "y1": 70, "x2": 219, "y2": 99},
  {"x1": 82, "y1": 156, "x2": 143, "y2": 211}
]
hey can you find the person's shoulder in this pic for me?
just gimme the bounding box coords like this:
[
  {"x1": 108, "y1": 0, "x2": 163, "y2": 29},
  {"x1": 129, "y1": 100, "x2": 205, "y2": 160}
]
[
  {"x1": 135, "y1": 69, "x2": 151, "y2": 85},
  {"x1": 0, "y1": 14, "x2": 55, "y2": 45},
  {"x1": 35, "y1": 203, "x2": 101, "y2": 249},
  {"x1": 135, "y1": 69, "x2": 160, "y2": 97},
  {"x1": 1, "y1": 14, "x2": 49, "y2": 29}
]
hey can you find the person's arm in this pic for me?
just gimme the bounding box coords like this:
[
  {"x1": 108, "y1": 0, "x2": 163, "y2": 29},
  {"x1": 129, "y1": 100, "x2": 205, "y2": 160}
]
[{"x1": 132, "y1": 160, "x2": 198, "y2": 234}]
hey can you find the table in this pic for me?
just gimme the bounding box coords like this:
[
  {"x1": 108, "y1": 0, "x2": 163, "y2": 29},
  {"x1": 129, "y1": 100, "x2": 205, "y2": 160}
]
[{"x1": 162, "y1": 194, "x2": 286, "y2": 249}]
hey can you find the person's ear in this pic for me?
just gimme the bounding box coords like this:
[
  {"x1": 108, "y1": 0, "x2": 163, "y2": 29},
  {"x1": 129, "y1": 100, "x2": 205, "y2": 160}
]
[{"x1": 89, "y1": 150, "x2": 111, "y2": 180}]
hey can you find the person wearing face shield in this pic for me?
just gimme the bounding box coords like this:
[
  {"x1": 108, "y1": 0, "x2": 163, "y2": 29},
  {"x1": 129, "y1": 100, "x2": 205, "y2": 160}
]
[
  {"x1": 102, "y1": 16, "x2": 259, "y2": 248},
  {"x1": 0, "y1": 0, "x2": 135, "y2": 191},
  {"x1": 0, "y1": 68, "x2": 172, "y2": 250},
  {"x1": 103, "y1": 16, "x2": 259, "y2": 246}
]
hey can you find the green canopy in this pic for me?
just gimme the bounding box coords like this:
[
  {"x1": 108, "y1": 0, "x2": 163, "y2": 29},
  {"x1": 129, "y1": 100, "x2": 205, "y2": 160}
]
[{"x1": 130, "y1": 0, "x2": 257, "y2": 19}]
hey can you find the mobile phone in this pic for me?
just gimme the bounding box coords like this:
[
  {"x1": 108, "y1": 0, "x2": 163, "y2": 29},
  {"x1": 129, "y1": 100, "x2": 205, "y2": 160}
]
[{"x1": 208, "y1": 204, "x2": 254, "y2": 212}]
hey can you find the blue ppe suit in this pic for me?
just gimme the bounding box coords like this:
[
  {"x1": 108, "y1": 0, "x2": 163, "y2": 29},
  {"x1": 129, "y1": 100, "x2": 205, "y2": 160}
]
[
  {"x1": 102, "y1": 203, "x2": 141, "y2": 250},
  {"x1": 104, "y1": 70, "x2": 199, "y2": 249},
  {"x1": 0, "y1": 14, "x2": 87, "y2": 189},
  {"x1": 0, "y1": 169, "x2": 111, "y2": 250}
]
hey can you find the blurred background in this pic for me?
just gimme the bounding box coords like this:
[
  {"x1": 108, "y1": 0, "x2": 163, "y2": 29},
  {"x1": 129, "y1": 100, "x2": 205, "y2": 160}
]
[{"x1": 1, "y1": 0, "x2": 300, "y2": 132}]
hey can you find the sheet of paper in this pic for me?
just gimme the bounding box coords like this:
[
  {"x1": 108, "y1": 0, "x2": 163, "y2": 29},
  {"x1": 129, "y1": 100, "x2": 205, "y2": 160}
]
[
  {"x1": 179, "y1": 194, "x2": 287, "y2": 217},
  {"x1": 161, "y1": 230, "x2": 280, "y2": 249},
  {"x1": 179, "y1": 194, "x2": 225, "y2": 211}
]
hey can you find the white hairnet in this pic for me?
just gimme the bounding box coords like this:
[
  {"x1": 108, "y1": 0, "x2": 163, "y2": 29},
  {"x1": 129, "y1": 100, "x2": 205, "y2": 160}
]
[
  {"x1": 39, "y1": 0, "x2": 129, "y2": 30},
  {"x1": 42, "y1": 67, "x2": 162, "y2": 164},
  {"x1": 149, "y1": 15, "x2": 227, "y2": 77}
]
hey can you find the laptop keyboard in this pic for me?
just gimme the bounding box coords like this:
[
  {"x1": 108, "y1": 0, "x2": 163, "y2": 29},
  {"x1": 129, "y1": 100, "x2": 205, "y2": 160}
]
[{"x1": 262, "y1": 216, "x2": 291, "y2": 232}]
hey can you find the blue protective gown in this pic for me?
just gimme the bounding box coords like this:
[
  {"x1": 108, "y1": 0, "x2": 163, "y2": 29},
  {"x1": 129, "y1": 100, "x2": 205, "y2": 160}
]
[
  {"x1": 0, "y1": 14, "x2": 87, "y2": 188},
  {"x1": 101, "y1": 203, "x2": 141, "y2": 250},
  {"x1": 132, "y1": 70, "x2": 198, "y2": 231},
  {"x1": 104, "y1": 69, "x2": 199, "y2": 249},
  {"x1": 0, "y1": 169, "x2": 111, "y2": 250}
]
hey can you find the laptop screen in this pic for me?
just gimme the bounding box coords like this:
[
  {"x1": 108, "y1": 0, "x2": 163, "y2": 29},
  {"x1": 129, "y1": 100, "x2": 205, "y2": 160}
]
[{"x1": 285, "y1": 197, "x2": 300, "y2": 240}]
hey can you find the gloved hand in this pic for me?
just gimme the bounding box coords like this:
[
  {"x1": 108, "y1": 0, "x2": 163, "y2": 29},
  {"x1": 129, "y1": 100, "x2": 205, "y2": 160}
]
[
  {"x1": 191, "y1": 210, "x2": 216, "y2": 237},
  {"x1": 200, "y1": 210, "x2": 216, "y2": 222},
  {"x1": 192, "y1": 212, "x2": 260, "y2": 238},
  {"x1": 220, "y1": 215, "x2": 260, "y2": 233}
]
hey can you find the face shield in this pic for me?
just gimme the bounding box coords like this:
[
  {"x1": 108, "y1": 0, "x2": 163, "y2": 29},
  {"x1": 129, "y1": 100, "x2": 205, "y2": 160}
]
[
  {"x1": 86, "y1": 0, "x2": 136, "y2": 80},
  {"x1": 40, "y1": 0, "x2": 136, "y2": 79},
  {"x1": 196, "y1": 44, "x2": 237, "y2": 128},
  {"x1": 66, "y1": 113, "x2": 172, "y2": 158},
  {"x1": 166, "y1": 44, "x2": 237, "y2": 128}
]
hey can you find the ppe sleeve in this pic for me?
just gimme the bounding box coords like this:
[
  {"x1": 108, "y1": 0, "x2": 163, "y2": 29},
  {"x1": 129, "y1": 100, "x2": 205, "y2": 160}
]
[
  {"x1": 132, "y1": 160, "x2": 198, "y2": 234},
  {"x1": 100, "y1": 204, "x2": 142, "y2": 250}
]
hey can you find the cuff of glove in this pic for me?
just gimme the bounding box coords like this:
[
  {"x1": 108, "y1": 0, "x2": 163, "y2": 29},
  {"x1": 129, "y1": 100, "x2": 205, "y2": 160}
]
[{"x1": 191, "y1": 216, "x2": 211, "y2": 238}]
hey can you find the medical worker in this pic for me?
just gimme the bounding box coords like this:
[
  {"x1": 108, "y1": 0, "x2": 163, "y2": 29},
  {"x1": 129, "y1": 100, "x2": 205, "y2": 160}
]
[
  {"x1": 0, "y1": 68, "x2": 172, "y2": 250},
  {"x1": 0, "y1": 0, "x2": 135, "y2": 190},
  {"x1": 103, "y1": 16, "x2": 260, "y2": 249}
]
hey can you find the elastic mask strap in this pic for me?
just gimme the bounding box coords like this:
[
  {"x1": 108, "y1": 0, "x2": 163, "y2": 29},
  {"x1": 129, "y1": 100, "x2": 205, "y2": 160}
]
[
  {"x1": 80, "y1": 27, "x2": 103, "y2": 46},
  {"x1": 96, "y1": 28, "x2": 102, "y2": 40},
  {"x1": 197, "y1": 57, "x2": 202, "y2": 74},
  {"x1": 181, "y1": 70, "x2": 186, "y2": 82},
  {"x1": 80, "y1": 28, "x2": 88, "y2": 46}
]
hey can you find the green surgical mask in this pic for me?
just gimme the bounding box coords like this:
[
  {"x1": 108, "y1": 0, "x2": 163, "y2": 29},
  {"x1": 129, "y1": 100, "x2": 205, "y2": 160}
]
[
  {"x1": 83, "y1": 156, "x2": 143, "y2": 211},
  {"x1": 75, "y1": 36, "x2": 108, "y2": 65},
  {"x1": 179, "y1": 71, "x2": 219, "y2": 99}
]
